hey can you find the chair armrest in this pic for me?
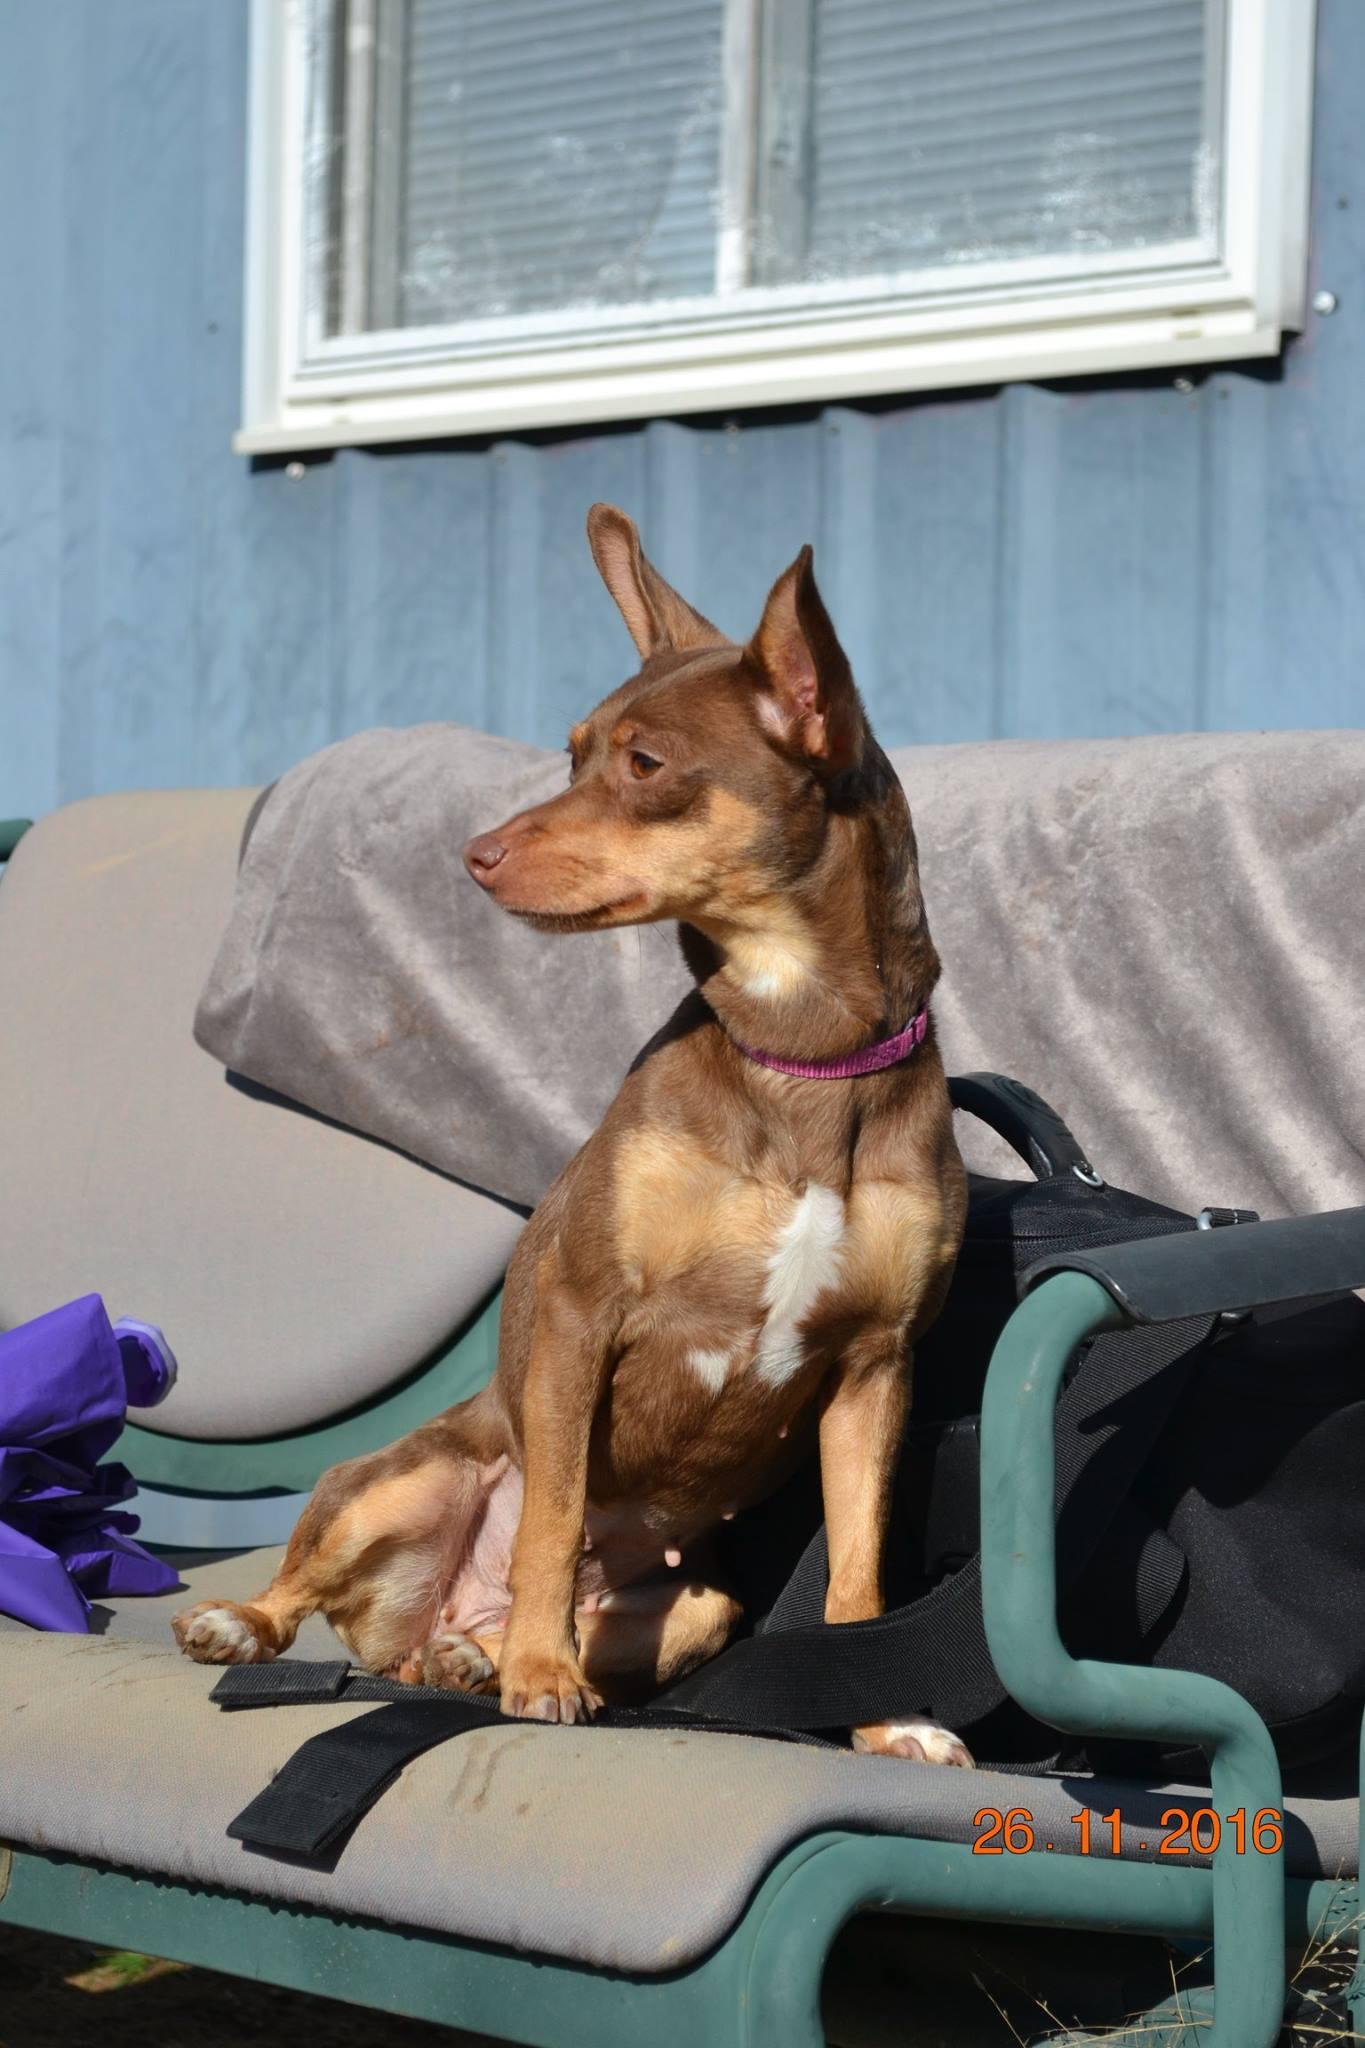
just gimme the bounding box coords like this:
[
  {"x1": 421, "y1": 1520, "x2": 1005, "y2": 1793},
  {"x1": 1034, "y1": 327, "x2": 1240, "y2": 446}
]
[
  {"x1": 1023, "y1": 1205, "x2": 1365, "y2": 1324},
  {"x1": 979, "y1": 1267, "x2": 1289, "y2": 2046},
  {"x1": 0, "y1": 819, "x2": 32, "y2": 863}
]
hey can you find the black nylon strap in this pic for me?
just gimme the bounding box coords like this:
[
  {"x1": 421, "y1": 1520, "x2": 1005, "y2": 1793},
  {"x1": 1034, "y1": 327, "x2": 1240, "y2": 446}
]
[
  {"x1": 218, "y1": 1664, "x2": 835, "y2": 1857},
  {"x1": 212, "y1": 1660, "x2": 350, "y2": 1706},
  {"x1": 226, "y1": 1694, "x2": 507, "y2": 1855},
  {"x1": 212, "y1": 1663, "x2": 503, "y2": 1711}
]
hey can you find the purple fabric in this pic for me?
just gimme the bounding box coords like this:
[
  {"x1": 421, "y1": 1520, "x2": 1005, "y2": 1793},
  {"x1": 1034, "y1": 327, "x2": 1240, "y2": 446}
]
[{"x1": 0, "y1": 1295, "x2": 181, "y2": 1632}]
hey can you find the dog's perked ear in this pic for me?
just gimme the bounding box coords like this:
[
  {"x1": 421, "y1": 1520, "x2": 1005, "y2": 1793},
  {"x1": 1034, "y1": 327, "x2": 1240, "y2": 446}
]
[
  {"x1": 748, "y1": 545, "x2": 865, "y2": 772},
  {"x1": 586, "y1": 503, "x2": 729, "y2": 660}
]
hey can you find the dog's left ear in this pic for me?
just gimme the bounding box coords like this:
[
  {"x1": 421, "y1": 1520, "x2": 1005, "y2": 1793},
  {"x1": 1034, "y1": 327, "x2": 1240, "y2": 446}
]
[
  {"x1": 587, "y1": 503, "x2": 728, "y2": 659},
  {"x1": 748, "y1": 546, "x2": 863, "y2": 771}
]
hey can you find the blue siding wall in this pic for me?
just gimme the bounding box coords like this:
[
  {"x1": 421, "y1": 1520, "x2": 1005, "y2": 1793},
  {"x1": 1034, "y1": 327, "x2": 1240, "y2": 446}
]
[{"x1": 1, "y1": 2, "x2": 1361, "y2": 821}]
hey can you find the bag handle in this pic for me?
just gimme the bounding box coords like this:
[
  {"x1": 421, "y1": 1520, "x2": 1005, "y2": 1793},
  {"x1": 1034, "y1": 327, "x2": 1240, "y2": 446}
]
[{"x1": 948, "y1": 1071, "x2": 1102, "y2": 1186}]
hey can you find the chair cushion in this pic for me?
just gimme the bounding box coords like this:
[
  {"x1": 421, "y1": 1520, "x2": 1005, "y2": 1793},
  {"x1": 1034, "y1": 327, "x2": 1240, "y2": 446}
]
[
  {"x1": 0, "y1": 1558, "x2": 1355, "y2": 1972},
  {"x1": 0, "y1": 793, "x2": 523, "y2": 1438}
]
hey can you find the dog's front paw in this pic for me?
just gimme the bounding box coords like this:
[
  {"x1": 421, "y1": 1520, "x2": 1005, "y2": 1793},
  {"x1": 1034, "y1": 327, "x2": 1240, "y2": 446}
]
[
  {"x1": 499, "y1": 1649, "x2": 602, "y2": 1725},
  {"x1": 852, "y1": 1717, "x2": 974, "y2": 1767},
  {"x1": 171, "y1": 1600, "x2": 274, "y2": 1666}
]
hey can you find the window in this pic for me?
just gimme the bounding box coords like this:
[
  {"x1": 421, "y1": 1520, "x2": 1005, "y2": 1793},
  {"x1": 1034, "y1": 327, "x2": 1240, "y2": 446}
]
[{"x1": 239, "y1": 0, "x2": 1316, "y2": 451}]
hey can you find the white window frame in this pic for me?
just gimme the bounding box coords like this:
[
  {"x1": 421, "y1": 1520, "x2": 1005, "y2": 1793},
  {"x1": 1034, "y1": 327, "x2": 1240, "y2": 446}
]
[{"x1": 238, "y1": 0, "x2": 1317, "y2": 453}]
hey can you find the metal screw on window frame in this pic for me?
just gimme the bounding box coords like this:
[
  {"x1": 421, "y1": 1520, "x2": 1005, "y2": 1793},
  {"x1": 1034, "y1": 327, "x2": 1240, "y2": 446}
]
[
  {"x1": 285, "y1": 460, "x2": 307, "y2": 481},
  {"x1": 1312, "y1": 288, "x2": 1338, "y2": 316}
]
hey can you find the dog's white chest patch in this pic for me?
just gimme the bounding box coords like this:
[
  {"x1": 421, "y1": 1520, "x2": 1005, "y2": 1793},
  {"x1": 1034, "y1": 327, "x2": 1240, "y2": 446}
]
[
  {"x1": 754, "y1": 1184, "x2": 846, "y2": 1386},
  {"x1": 687, "y1": 1347, "x2": 733, "y2": 1394}
]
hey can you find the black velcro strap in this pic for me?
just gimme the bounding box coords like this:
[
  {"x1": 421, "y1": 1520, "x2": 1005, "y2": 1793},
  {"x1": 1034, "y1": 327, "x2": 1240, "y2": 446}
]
[
  {"x1": 227, "y1": 1693, "x2": 506, "y2": 1856},
  {"x1": 212, "y1": 1661, "x2": 351, "y2": 1707},
  {"x1": 217, "y1": 1660, "x2": 838, "y2": 1860}
]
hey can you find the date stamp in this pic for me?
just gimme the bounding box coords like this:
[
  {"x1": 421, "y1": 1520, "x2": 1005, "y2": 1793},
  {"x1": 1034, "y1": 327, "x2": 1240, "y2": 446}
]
[{"x1": 972, "y1": 1806, "x2": 1284, "y2": 1857}]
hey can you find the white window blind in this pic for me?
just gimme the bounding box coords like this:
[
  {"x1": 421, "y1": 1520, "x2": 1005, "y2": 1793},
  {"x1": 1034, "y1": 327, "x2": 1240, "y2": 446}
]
[
  {"x1": 240, "y1": 0, "x2": 1315, "y2": 448},
  {"x1": 346, "y1": 0, "x2": 1220, "y2": 326},
  {"x1": 395, "y1": 0, "x2": 725, "y2": 329},
  {"x1": 784, "y1": 0, "x2": 1217, "y2": 286}
]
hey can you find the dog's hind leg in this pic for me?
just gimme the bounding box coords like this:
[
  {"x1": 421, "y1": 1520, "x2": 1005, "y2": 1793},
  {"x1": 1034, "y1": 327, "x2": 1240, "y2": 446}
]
[
  {"x1": 391, "y1": 1631, "x2": 497, "y2": 1692},
  {"x1": 576, "y1": 1576, "x2": 741, "y2": 1697},
  {"x1": 172, "y1": 1402, "x2": 507, "y2": 1671},
  {"x1": 170, "y1": 1470, "x2": 353, "y2": 1664}
]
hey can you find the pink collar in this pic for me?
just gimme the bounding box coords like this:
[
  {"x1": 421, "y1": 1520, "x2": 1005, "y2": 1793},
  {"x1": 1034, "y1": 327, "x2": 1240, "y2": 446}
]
[{"x1": 738, "y1": 1006, "x2": 928, "y2": 1080}]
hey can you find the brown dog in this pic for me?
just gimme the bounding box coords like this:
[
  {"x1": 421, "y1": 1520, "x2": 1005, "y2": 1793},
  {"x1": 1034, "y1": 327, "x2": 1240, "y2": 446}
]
[{"x1": 173, "y1": 506, "x2": 970, "y2": 1765}]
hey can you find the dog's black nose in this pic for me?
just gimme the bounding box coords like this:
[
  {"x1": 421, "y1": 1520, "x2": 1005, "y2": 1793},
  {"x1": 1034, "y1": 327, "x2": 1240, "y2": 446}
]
[{"x1": 464, "y1": 833, "x2": 507, "y2": 882}]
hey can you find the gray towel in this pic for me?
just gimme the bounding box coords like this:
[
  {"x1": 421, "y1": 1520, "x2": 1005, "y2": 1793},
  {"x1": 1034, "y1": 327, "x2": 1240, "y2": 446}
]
[{"x1": 195, "y1": 724, "x2": 1365, "y2": 1221}]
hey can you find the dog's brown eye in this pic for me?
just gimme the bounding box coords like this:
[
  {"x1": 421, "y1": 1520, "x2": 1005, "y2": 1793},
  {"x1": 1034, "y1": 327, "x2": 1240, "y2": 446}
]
[{"x1": 629, "y1": 751, "x2": 663, "y2": 780}]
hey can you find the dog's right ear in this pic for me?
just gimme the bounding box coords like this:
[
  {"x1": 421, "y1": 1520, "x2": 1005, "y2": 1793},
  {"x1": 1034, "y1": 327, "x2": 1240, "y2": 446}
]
[
  {"x1": 587, "y1": 504, "x2": 728, "y2": 660},
  {"x1": 747, "y1": 545, "x2": 864, "y2": 773}
]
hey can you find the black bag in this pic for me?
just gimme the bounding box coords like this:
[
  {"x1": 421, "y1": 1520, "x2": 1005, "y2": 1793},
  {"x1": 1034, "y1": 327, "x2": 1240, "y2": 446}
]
[{"x1": 664, "y1": 1074, "x2": 1365, "y2": 1773}]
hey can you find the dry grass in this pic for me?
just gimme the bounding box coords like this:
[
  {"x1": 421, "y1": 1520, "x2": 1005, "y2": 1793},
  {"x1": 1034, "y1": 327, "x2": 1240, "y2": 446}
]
[
  {"x1": 822, "y1": 1902, "x2": 1359, "y2": 2046},
  {"x1": 1280, "y1": 1906, "x2": 1361, "y2": 2045},
  {"x1": 1005, "y1": 1906, "x2": 1360, "y2": 2044}
]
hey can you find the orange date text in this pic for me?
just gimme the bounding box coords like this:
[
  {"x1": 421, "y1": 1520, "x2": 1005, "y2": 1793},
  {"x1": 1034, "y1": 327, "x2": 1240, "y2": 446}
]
[{"x1": 971, "y1": 1806, "x2": 1284, "y2": 1857}]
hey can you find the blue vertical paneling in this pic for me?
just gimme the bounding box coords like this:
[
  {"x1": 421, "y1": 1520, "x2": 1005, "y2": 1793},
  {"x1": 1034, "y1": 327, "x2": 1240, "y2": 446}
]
[
  {"x1": 0, "y1": 0, "x2": 1361, "y2": 822},
  {"x1": 69, "y1": 2, "x2": 208, "y2": 797},
  {"x1": 1201, "y1": 0, "x2": 1365, "y2": 731},
  {"x1": 0, "y1": 7, "x2": 66, "y2": 813},
  {"x1": 873, "y1": 394, "x2": 1004, "y2": 744}
]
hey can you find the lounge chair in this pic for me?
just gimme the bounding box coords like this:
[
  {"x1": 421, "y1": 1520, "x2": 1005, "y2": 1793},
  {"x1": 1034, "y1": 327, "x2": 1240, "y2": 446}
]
[{"x1": 0, "y1": 794, "x2": 1359, "y2": 2048}]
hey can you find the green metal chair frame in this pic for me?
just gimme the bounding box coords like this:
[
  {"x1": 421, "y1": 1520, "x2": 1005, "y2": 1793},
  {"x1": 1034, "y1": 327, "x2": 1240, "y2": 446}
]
[{"x1": 1, "y1": 813, "x2": 1361, "y2": 2047}]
